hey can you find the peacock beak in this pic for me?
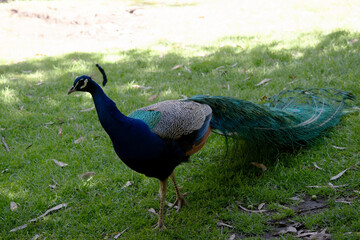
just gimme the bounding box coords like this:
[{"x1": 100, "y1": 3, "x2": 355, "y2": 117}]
[{"x1": 67, "y1": 86, "x2": 76, "y2": 95}]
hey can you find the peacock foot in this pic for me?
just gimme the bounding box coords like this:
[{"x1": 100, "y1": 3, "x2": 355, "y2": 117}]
[
  {"x1": 171, "y1": 192, "x2": 188, "y2": 212},
  {"x1": 153, "y1": 221, "x2": 167, "y2": 231}
]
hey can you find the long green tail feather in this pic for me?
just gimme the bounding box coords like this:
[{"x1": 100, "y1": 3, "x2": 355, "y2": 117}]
[{"x1": 187, "y1": 89, "x2": 354, "y2": 148}]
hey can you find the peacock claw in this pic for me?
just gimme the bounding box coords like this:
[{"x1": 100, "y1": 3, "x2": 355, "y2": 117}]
[
  {"x1": 170, "y1": 192, "x2": 188, "y2": 212},
  {"x1": 153, "y1": 222, "x2": 166, "y2": 231}
]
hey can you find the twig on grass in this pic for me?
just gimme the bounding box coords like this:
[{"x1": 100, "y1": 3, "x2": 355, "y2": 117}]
[
  {"x1": 114, "y1": 227, "x2": 129, "y2": 239},
  {"x1": 1, "y1": 137, "x2": 10, "y2": 152},
  {"x1": 10, "y1": 203, "x2": 68, "y2": 232}
]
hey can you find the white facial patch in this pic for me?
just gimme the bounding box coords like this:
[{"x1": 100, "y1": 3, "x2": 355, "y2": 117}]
[
  {"x1": 80, "y1": 79, "x2": 88, "y2": 89},
  {"x1": 73, "y1": 81, "x2": 80, "y2": 89}
]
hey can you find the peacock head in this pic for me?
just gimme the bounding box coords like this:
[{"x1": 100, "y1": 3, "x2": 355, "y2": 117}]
[
  {"x1": 67, "y1": 75, "x2": 94, "y2": 95},
  {"x1": 68, "y1": 64, "x2": 108, "y2": 95}
]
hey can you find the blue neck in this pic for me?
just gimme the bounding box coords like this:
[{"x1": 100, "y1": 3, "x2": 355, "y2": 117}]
[
  {"x1": 90, "y1": 85, "x2": 127, "y2": 127},
  {"x1": 89, "y1": 83, "x2": 169, "y2": 160},
  {"x1": 86, "y1": 81, "x2": 185, "y2": 180}
]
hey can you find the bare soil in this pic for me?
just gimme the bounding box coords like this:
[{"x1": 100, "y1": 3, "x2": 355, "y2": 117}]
[
  {"x1": 2, "y1": 0, "x2": 346, "y2": 61},
  {"x1": 1, "y1": 0, "x2": 255, "y2": 61}
]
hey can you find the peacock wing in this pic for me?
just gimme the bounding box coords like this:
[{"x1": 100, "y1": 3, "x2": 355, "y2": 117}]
[{"x1": 128, "y1": 100, "x2": 212, "y2": 139}]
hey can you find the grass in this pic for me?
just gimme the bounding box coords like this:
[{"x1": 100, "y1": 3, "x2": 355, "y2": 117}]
[{"x1": 1, "y1": 4, "x2": 360, "y2": 240}]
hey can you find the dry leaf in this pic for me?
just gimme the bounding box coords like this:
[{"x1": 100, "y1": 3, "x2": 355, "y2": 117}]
[
  {"x1": 171, "y1": 64, "x2": 183, "y2": 70},
  {"x1": 35, "y1": 82, "x2": 43, "y2": 86},
  {"x1": 74, "y1": 136, "x2": 85, "y2": 144},
  {"x1": 58, "y1": 128, "x2": 62, "y2": 137},
  {"x1": 1, "y1": 137, "x2": 10, "y2": 152},
  {"x1": 148, "y1": 208, "x2": 158, "y2": 216},
  {"x1": 114, "y1": 227, "x2": 129, "y2": 239},
  {"x1": 237, "y1": 203, "x2": 267, "y2": 213},
  {"x1": 305, "y1": 185, "x2": 322, "y2": 188},
  {"x1": 80, "y1": 172, "x2": 95, "y2": 180},
  {"x1": 19, "y1": 105, "x2": 24, "y2": 111},
  {"x1": 217, "y1": 221, "x2": 234, "y2": 229},
  {"x1": 29, "y1": 203, "x2": 68, "y2": 222},
  {"x1": 215, "y1": 66, "x2": 225, "y2": 71},
  {"x1": 32, "y1": 234, "x2": 41, "y2": 240},
  {"x1": 10, "y1": 203, "x2": 68, "y2": 232},
  {"x1": 314, "y1": 229, "x2": 331, "y2": 239},
  {"x1": 279, "y1": 226, "x2": 297, "y2": 235},
  {"x1": 79, "y1": 107, "x2": 95, "y2": 112},
  {"x1": 121, "y1": 181, "x2": 134, "y2": 189},
  {"x1": 296, "y1": 229, "x2": 330, "y2": 239},
  {"x1": 51, "y1": 159, "x2": 68, "y2": 167},
  {"x1": 1, "y1": 169, "x2": 9, "y2": 173},
  {"x1": 21, "y1": 70, "x2": 32, "y2": 73},
  {"x1": 10, "y1": 202, "x2": 18, "y2": 211},
  {"x1": 255, "y1": 78, "x2": 271, "y2": 86},
  {"x1": 166, "y1": 201, "x2": 178, "y2": 209},
  {"x1": 335, "y1": 198, "x2": 352, "y2": 204},
  {"x1": 330, "y1": 183, "x2": 349, "y2": 188},
  {"x1": 290, "y1": 197, "x2": 304, "y2": 202},
  {"x1": 330, "y1": 168, "x2": 349, "y2": 181},
  {"x1": 10, "y1": 224, "x2": 28, "y2": 232},
  {"x1": 258, "y1": 203, "x2": 266, "y2": 210},
  {"x1": 229, "y1": 234, "x2": 236, "y2": 240},
  {"x1": 307, "y1": 183, "x2": 348, "y2": 189},
  {"x1": 250, "y1": 162, "x2": 267, "y2": 171},
  {"x1": 333, "y1": 145, "x2": 346, "y2": 150},
  {"x1": 148, "y1": 94, "x2": 159, "y2": 102},
  {"x1": 313, "y1": 162, "x2": 323, "y2": 170}
]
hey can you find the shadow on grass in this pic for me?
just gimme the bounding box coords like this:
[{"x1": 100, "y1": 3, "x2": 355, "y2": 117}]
[{"x1": 0, "y1": 30, "x2": 360, "y2": 237}]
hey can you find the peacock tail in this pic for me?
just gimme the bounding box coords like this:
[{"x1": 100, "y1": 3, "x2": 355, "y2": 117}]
[{"x1": 187, "y1": 88, "x2": 354, "y2": 148}]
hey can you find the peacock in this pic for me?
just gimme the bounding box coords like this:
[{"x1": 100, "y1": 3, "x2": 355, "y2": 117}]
[{"x1": 67, "y1": 64, "x2": 354, "y2": 229}]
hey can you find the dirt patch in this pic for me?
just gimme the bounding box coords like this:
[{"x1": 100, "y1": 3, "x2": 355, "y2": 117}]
[
  {"x1": 266, "y1": 196, "x2": 329, "y2": 239},
  {"x1": 292, "y1": 196, "x2": 328, "y2": 215},
  {"x1": 222, "y1": 195, "x2": 331, "y2": 239},
  {"x1": 1, "y1": 0, "x2": 255, "y2": 61},
  {"x1": 3, "y1": 0, "x2": 355, "y2": 61}
]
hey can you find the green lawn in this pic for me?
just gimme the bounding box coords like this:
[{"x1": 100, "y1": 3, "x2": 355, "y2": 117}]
[{"x1": 1, "y1": 2, "x2": 360, "y2": 240}]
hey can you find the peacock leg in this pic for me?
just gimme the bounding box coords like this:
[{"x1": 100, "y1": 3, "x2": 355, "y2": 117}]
[
  {"x1": 153, "y1": 177, "x2": 168, "y2": 230},
  {"x1": 170, "y1": 172, "x2": 187, "y2": 212}
]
